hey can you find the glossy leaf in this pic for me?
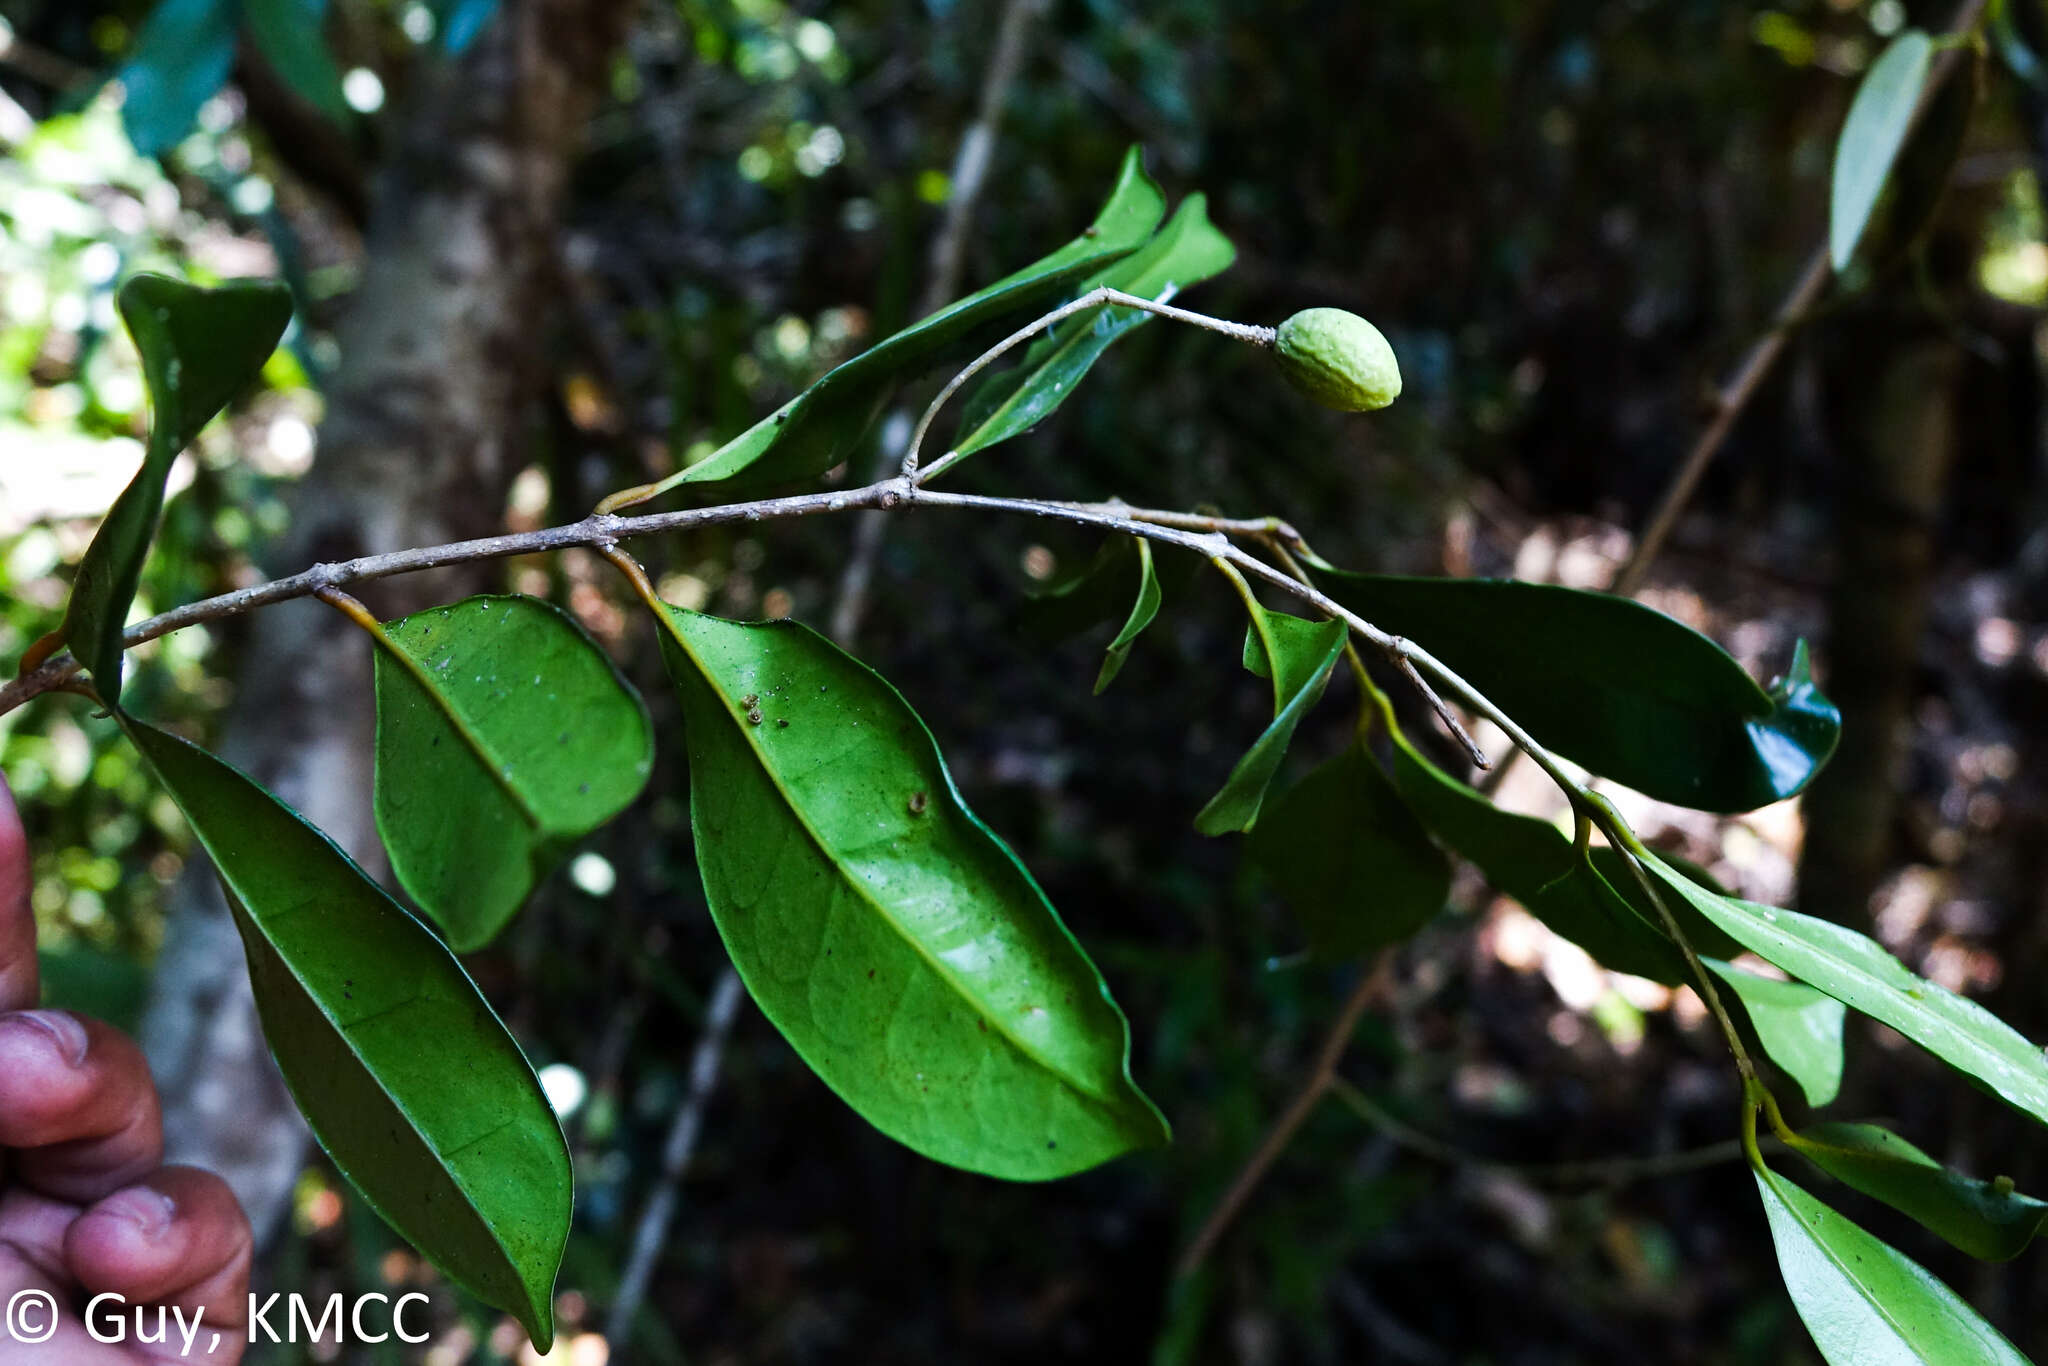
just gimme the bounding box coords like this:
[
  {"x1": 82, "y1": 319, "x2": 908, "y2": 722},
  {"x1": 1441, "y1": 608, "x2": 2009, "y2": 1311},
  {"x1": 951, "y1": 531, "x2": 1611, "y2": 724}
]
[
  {"x1": 116, "y1": 0, "x2": 238, "y2": 156},
  {"x1": 653, "y1": 607, "x2": 1168, "y2": 1180},
  {"x1": 371, "y1": 595, "x2": 653, "y2": 951},
  {"x1": 1709, "y1": 959, "x2": 1845, "y2": 1108},
  {"x1": 244, "y1": 0, "x2": 352, "y2": 125},
  {"x1": 63, "y1": 274, "x2": 292, "y2": 700},
  {"x1": 1247, "y1": 742, "x2": 1449, "y2": 959},
  {"x1": 1194, "y1": 608, "x2": 1345, "y2": 835},
  {"x1": 1755, "y1": 1164, "x2": 2027, "y2": 1366},
  {"x1": 1831, "y1": 30, "x2": 1935, "y2": 271},
  {"x1": 1095, "y1": 539, "x2": 1161, "y2": 693},
  {"x1": 1789, "y1": 1122, "x2": 2048, "y2": 1262},
  {"x1": 119, "y1": 716, "x2": 570, "y2": 1348},
  {"x1": 1327, "y1": 575, "x2": 1840, "y2": 813},
  {"x1": 948, "y1": 193, "x2": 1236, "y2": 463},
  {"x1": 1385, "y1": 727, "x2": 1740, "y2": 982},
  {"x1": 1648, "y1": 857, "x2": 2048, "y2": 1127},
  {"x1": 661, "y1": 147, "x2": 1166, "y2": 491}
]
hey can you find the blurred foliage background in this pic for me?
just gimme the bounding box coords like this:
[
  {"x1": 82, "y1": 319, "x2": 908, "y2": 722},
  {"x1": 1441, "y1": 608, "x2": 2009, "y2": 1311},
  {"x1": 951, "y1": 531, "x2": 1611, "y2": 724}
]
[{"x1": 7, "y1": 0, "x2": 2048, "y2": 1361}]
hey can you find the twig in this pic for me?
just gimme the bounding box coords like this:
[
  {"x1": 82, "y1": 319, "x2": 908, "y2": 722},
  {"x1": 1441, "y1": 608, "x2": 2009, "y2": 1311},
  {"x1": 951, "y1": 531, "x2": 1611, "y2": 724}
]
[
  {"x1": 602, "y1": 966, "x2": 746, "y2": 1352},
  {"x1": 1175, "y1": 954, "x2": 1391, "y2": 1277},
  {"x1": 1327, "y1": 1077, "x2": 1756, "y2": 1186},
  {"x1": 906, "y1": 287, "x2": 1275, "y2": 481}
]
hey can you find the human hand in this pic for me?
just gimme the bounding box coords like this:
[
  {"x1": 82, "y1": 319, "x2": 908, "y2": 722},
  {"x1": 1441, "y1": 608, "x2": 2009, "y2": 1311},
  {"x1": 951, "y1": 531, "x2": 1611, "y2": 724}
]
[{"x1": 0, "y1": 776, "x2": 253, "y2": 1363}]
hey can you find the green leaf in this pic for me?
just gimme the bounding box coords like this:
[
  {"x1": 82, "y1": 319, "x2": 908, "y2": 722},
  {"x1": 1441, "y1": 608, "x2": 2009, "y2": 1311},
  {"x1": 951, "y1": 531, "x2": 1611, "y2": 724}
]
[
  {"x1": 1788, "y1": 1122, "x2": 2048, "y2": 1262},
  {"x1": 652, "y1": 607, "x2": 1168, "y2": 1180},
  {"x1": 371, "y1": 595, "x2": 654, "y2": 952},
  {"x1": 948, "y1": 193, "x2": 1236, "y2": 464},
  {"x1": 663, "y1": 147, "x2": 1167, "y2": 491},
  {"x1": 1384, "y1": 726, "x2": 1740, "y2": 982},
  {"x1": 1247, "y1": 742, "x2": 1450, "y2": 959},
  {"x1": 1095, "y1": 538, "x2": 1161, "y2": 693},
  {"x1": 1755, "y1": 1164, "x2": 2027, "y2": 1365},
  {"x1": 62, "y1": 274, "x2": 292, "y2": 701},
  {"x1": 1325, "y1": 575, "x2": 1840, "y2": 812},
  {"x1": 118, "y1": 715, "x2": 570, "y2": 1348},
  {"x1": 1709, "y1": 959, "x2": 1846, "y2": 1108},
  {"x1": 1194, "y1": 608, "x2": 1346, "y2": 836},
  {"x1": 243, "y1": 0, "x2": 352, "y2": 125},
  {"x1": 116, "y1": 0, "x2": 239, "y2": 156},
  {"x1": 1647, "y1": 857, "x2": 2048, "y2": 1127},
  {"x1": 1851, "y1": 44, "x2": 1978, "y2": 273},
  {"x1": 1831, "y1": 29, "x2": 1935, "y2": 272}
]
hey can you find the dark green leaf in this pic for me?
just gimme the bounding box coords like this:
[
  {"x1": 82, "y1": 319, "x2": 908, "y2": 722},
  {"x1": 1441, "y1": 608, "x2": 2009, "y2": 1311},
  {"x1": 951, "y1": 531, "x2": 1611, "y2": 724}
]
[
  {"x1": 1709, "y1": 959, "x2": 1845, "y2": 1107},
  {"x1": 1385, "y1": 727, "x2": 1740, "y2": 982},
  {"x1": 243, "y1": 0, "x2": 351, "y2": 125},
  {"x1": 1831, "y1": 30, "x2": 1935, "y2": 271},
  {"x1": 63, "y1": 274, "x2": 292, "y2": 700},
  {"x1": 371, "y1": 595, "x2": 653, "y2": 951},
  {"x1": 1194, "y1": 608, "x2": 1345, "y2": 835},
  {"x1": 116, "y1": 0, "x2": 239, "y2": 156},
  {"x1": 1789, "y1": 1122, "x2": 2048, "y2": 1262},
  {"x1": 653, "y1": 607, "x2": 1168, "y2": 1180},
  {"x1": 1648, "y1": 857, "x2": 2048, "y2": 1127},
  {"x1": 663, "y1": 147, "x2": 1167, "y2": 491},
  {"x1": 1326, "y1": 575, "x2": 1840, "y2": 812},
  {"x1": 948, "y1": 193, "x2": 1235, "y2": 464},
  {"x1": 1247, "y1": 742, "x2": 1450, "y2": 959},
  {"x1": 1017, "y1": 537, "x2": 1141, "y2": 645},
  {"x1": 1095, "y1": 538, "x2": 1161, "y2": 693},
  {"x1": 1755, "y1": 1163, "x2": 2028, "y2": 1365},
  {"x1": 119, "y1": 715, "x2": 570, "y2": 1348}
]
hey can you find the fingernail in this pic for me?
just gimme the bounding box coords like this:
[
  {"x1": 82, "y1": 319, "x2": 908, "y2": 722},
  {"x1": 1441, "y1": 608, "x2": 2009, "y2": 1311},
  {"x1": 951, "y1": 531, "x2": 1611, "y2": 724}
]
[
  {"x1": 0, "y1": 1009, "x2": 90, "y2": 1067},
  {"x1": 97, "y1": 1186, "x2": 177, "y2": 1238}
]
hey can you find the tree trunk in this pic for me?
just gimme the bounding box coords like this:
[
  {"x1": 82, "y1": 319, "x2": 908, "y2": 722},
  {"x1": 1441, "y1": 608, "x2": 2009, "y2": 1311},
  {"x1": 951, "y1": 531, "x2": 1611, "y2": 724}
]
[
  {"x1": 1797, "y1": 334, "x2": 1959, "y2": 923},
  {"x1": 139, "y1": 0, "x2": 632, "y2": 1244}
]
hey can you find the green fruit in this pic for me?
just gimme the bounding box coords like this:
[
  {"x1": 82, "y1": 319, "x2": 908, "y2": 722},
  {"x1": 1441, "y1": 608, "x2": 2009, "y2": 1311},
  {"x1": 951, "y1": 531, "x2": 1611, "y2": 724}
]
[{"x1": 1272, "y1": 308, "x2": 1401, "y2": 412}]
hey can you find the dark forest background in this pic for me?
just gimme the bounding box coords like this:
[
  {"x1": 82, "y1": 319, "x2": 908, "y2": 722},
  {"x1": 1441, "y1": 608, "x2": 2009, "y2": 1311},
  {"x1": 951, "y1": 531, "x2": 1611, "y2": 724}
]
[{"x1": 7, "y1": 0, "x2": 2048, "y2": 1361}]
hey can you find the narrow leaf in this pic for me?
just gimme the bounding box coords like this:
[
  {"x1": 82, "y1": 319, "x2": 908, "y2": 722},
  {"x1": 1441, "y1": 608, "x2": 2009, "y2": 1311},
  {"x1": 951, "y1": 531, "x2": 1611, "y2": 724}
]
[
  {"x1": 1790, "y1": 1122, "x2": 2048, "y2": 1262},
  {"x1": 116, "y1": 0, "x2": 239, "y2": 156},
  {"x1": 1386, "y1": 726, "x2": 1741, "y2": 982},
  {"x1": 371, "y1": 595, "x2": 654, "y2": 951},
  {"x1": 1327, "y1": 575, "x2": 1840, "y2": 812},
  {"x1": 653, "y1": 607, "x2": 1168, "y2": 1180},
  {"x1": 63, "y1": 274, "x2": 292, "y2": 700},
  {"x1": 1194, "y1": 609, "x2": 1345, "y2": 835},
  {"x1": 949, "y1": 193, "x2": 1236, "y2": 463},
  {"x1": 1247, "y1": 742, "x2": 1450, "y2": 959},
  {"x1": 119, "y1": 716, "x2": 570, "y2": 1348},
  {"x1": 1709, "y1": 959, "x2": 1846, "y2": 1108},
  {"x1": 1756, "y1": 1164, "x2": 2027, "y2": 1365},
  {"x1": 1095, "y1": 538, "x2": 1161, "y2": 693},
  {"x1": 665, "y1": 147, "x2": 1167, "y2": 490},
  {"x1": 1831, "y1": 30, "x2": 1936, "y2": 271},
  {"x1": 243, "y1": 0, "x2": 352, "y2": 125},
  {"x1": 1648, "y1": 856, "x2": 2048, "y2": 1127}
]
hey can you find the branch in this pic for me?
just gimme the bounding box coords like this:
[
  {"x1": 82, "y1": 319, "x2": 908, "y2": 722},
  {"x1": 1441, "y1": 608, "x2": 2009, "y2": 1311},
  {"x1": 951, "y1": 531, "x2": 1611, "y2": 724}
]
[
  {"x1": 602, "y1": 966, "x2": 746, "y2": 1349},
  {"x1": 1175, "y1": 954, "x2": 1392, "y2": 1277},
  {"x1": 1607, "y1": 0, "x2": 1990, "y2": 598}
]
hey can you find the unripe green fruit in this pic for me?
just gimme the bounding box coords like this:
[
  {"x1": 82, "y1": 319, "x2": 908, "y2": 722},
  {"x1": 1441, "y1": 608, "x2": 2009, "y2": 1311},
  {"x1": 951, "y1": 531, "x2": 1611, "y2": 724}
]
[{"x1": 1272, "y1": 308, "x2": 1401, "y2": 412}]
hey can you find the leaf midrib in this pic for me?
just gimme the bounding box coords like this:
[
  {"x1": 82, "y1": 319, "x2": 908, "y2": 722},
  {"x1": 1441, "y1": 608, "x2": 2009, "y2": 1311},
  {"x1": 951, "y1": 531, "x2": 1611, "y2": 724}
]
[
  {"x1": 1765, "y1": 1169, "x2": 1924, "y2": 1351},
  {"x1": 667, "y1": 616, "x2": 1130, "y2": 1115}
]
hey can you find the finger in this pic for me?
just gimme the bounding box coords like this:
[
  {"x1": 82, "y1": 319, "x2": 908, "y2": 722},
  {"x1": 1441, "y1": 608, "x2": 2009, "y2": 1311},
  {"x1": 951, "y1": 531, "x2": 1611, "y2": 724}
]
[
  {"x1": 65, "y1": 1167, "x2": 253, "y2": 1350},
  {"x1": 0, "y1": 1009, "x2": 163, "y2": 1203},
  {"x1": 0, "y1": 772, "x2": 37, "y2": 1013}
]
